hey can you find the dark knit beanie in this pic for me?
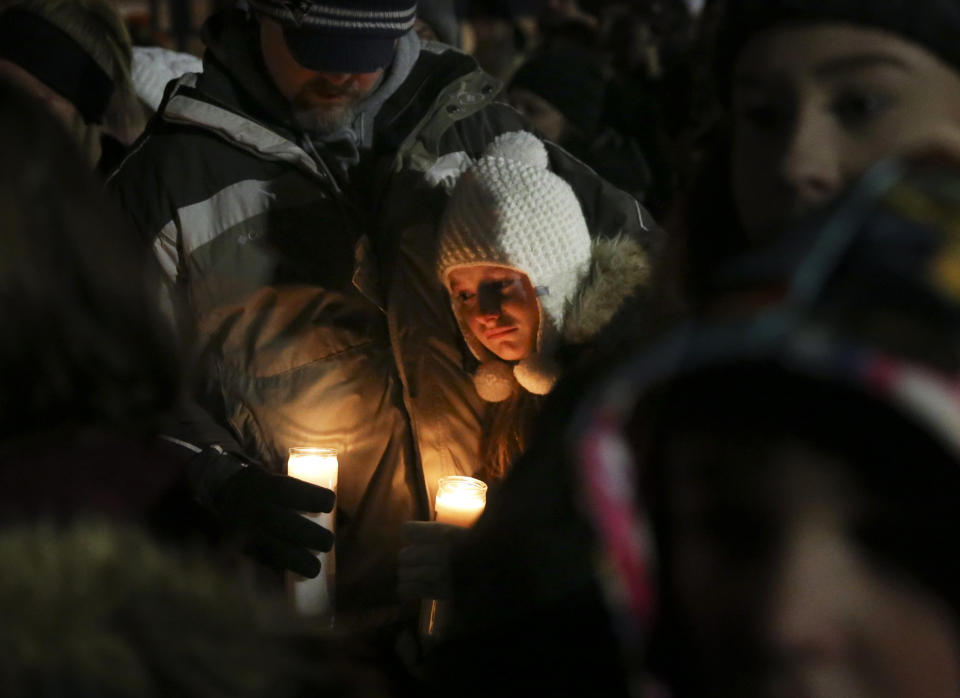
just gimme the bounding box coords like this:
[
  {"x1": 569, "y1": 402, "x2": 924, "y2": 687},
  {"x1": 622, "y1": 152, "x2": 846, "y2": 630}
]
[
  {"x1": 510, "y1": 48, "x2": 605, "y2": 138},
  {"x1": 249, "y1": 0, "x2": 417, "y2": 72},
  {"x1": 716, "y1": 0, "x2": 960, "y2": 97}
]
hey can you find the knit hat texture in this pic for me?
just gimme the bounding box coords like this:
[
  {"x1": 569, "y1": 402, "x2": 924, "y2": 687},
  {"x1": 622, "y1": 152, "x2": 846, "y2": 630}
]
[
  {"x1": 716, "y1": 0, "x2": 960, "y2": 98},
  {"x1": 438, "y1": 130, "x2": 592, "y2": 399},
  {"x1": 572, "y1": 154, "x2": 960, "y2": 664},
  {"x1": 249, "y1": 0, "x2": 417, "y2": 72}
]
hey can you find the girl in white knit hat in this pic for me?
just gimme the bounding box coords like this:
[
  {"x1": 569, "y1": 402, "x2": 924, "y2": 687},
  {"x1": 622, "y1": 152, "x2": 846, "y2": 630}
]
[
  {"x1": 398, "y1": 130, "x2": 649, "y2": 619},
  {"x1": 436, "y1": 129, "x2": 651, "y2": 481},
  {"x1": 397, "y1": 129, "x2": 650, "y2": 613}
]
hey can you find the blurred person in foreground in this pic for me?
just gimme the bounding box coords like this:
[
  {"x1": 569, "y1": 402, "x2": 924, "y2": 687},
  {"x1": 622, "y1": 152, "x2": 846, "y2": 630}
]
[
  {"x1": 0, "y1": 81, "x2": 208, "y2": 539},
  {"x1": 0, "y1": 521, "x2": 297, "y2": 698},
  {"x1": 0, "y1": 0, "x2": 146, "y2": 173},
  {"x1": 574, "y1": 154, "x2": 960, "y2": 697},
  {"x1": 0, "y1": 520, "x2": 397, "y2": 698},
  {"x1": 0, "y1": 84, "x2": 392, "y2": 696}
]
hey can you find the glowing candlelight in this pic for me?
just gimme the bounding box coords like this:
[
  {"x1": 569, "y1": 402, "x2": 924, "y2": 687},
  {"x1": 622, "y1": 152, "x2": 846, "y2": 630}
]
[
  {"x1": 288, "y1": 447, "x2": 339, "y2": 491},
  {"x1": 435, "y1": 475, "x2": 487, "y2": 527},
  {"x1": 422, "y1": 475, "x2": 487, "y2": 639},
  {"x1": 287, "y1": 447, "x2": 338, "y2": 619}
]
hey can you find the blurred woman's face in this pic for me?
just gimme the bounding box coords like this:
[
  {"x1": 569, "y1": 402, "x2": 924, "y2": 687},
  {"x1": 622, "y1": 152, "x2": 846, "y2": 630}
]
[
  {"x1": 663, "y1": 436, "x2": 960, "y2": 698},
  {"x1": 730, "y1": 24, "x2": 960, "y2": 241},
  {"x1": 448, "y1": 265, "x2": 540, "y2": 361}
]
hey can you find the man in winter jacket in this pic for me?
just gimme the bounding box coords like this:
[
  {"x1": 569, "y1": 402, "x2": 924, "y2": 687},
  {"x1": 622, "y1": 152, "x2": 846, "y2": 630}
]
[{"x1": 108, "y1": 0, "x2": 656, "y2": 615}]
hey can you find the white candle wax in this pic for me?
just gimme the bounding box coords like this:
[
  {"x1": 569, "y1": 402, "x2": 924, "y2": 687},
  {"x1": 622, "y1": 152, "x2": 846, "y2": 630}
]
[
  {"x1": 287, "y1": 447, "x2": 338, "y2": 618},
  {"x1": 287, "y1": 449, "x2": 339, "y2": 490},
  {"x1": 422, "y1": 475, "x2": 488, "y2": 639}
]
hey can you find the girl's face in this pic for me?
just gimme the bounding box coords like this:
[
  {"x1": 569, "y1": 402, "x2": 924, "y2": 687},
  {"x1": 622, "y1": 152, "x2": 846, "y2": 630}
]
[
  {"x1": 662, "y1": 435, "x2": 960, "y2": 698},
  {"x1": 730, "y1": 23, "x2": 960, "y2": 241},
  {"x1": 448, "y1": 265, "x2": 540, "y2": 361}
]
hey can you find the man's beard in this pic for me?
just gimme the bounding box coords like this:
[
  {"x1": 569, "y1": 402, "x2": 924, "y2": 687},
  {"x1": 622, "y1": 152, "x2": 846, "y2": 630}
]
[
  {"x1": 293, "y1": 101, "x2": 357, "y2": 133},
  {"x1": 291, "y1": 82, "x2": 364, "y2": 134}
]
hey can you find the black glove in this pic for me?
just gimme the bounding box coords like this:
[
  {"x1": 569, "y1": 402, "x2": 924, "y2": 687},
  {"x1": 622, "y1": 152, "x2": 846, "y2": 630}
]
[{"x1": 213, "y1": 464, "x2": 335, "y2": 578}]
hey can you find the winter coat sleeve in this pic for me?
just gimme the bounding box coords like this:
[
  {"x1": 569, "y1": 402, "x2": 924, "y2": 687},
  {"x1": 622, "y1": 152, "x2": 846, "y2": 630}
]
[{"x1": 106, "y1": 138, "x2": 255, "y2": 506}]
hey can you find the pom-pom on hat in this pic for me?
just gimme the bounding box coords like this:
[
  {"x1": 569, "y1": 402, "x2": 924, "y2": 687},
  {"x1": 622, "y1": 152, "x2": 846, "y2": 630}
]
[
  {"x1": 437, "y1": 130, "x2": 592, "y2": 400},
  {"x1": 249, "y1": 0, "x2": 417, "y2": 73}
]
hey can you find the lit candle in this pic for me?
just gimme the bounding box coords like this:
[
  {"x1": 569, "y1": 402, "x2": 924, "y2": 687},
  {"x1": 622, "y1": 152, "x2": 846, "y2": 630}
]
[
  {"x1": 435, "y1": 475, "x2": 487, "y2": 527},
  {"x1": 287, "y1": 447, "x2": 338, "y2": 619},
  {"x1": 422, "y1": 475, "x2": 487, "y2": 639},
  {"x1": 288, "y1": 447, "x2": 339, "y2": 492}
]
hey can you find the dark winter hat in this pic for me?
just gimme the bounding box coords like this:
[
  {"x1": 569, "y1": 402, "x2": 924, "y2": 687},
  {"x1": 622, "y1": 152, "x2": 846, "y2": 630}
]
[
  {"x1": 510, "y1": 47, "x2": 605, "y2": 137},
  {"x1": 716, "y1": 0, "x2": 960, "y2": 97},
  {"x1": 0, "y1": 7, "x2": 113, "y2": 123},
  {"x1": 249, "y1": 0, "x2": 417, "y2": 72}
]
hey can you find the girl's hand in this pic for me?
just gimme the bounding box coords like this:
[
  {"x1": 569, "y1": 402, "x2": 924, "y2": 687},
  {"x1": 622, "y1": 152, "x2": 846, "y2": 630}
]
[{"x1": 397, "y1": 521, "x2": 468, "y2": 600}]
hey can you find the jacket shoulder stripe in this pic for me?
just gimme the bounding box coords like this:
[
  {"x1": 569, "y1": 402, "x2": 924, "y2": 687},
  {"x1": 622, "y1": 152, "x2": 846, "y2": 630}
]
[
  {"x1": 163, "y1": 94, "x2": 319, "y2": 177},
  {"x1": 177, "y1": 174, "x2": 321, "y2": 257},
  {"x1": 153, "y1": 223, "x2": 180, "y2": 280},
  {"x1": 178, "y1": 178, "x2": 278, "y2": 257}
]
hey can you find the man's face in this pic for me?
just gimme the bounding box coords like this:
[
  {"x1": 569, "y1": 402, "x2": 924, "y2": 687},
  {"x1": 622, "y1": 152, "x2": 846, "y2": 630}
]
[
  {"x1": 730, "y1": 23, "x2": 960, "y2": 242},
  {"x1": 259, "y1": 16, "x2": 383, "y2": 133}
]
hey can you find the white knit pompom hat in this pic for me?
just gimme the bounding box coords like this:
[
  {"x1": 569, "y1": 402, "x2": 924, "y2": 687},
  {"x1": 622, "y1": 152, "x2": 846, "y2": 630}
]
[{"x1": 437, "y1": 131, "x2": 592, "y2": 400}]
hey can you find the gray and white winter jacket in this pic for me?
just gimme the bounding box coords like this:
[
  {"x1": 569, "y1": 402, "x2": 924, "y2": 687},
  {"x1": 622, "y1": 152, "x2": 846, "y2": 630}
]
[{"x1": 108, "y1": 8, "x2": 657, "y2": 612}]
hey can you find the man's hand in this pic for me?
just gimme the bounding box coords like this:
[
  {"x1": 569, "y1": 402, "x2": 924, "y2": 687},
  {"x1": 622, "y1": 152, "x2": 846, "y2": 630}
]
[
  {"x1": 398, "y1": 521, "x2": 467, "y2": 600},
  {"x1": 213, "y1": 464, "x2": 335, "y2": 578}
]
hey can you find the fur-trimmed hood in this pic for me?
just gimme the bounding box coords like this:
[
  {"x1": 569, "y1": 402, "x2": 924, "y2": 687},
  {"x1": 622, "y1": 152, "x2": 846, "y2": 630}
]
[
  {"x1": 470, "y1": 233, "x2": 650, "y2": 400},
  {"x1": 561, "y1": 234, "x2": 650, "y2": 348}
]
